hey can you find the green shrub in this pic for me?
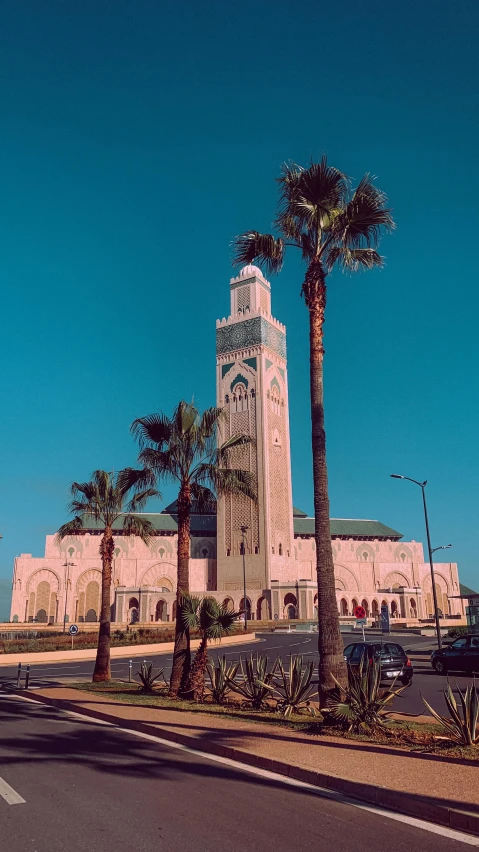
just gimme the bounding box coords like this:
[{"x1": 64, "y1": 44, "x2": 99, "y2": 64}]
[
  {"x1": 206, "y1": 656, "x2": 239, "y2": 704},
  {"x1": 446, "y1": 626, "x2": 470, "y2": 639},
  {"x1": 136, "y1": 662, "x2": 168, "y2": 694},
  {"x1": 422, "y1": 680, "x2": 479, "y2": 746},
  {"x1": 226, "y1": 653, "x2": 278, "y2": 710},
  {"x1": 268, "y1": 655, "x2": 318, "y2": 718},
  {"x1": 328, "y1": 653, "x2": 405, "y2": 732}
]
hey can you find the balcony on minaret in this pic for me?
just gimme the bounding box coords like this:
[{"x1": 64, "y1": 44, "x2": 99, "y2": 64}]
[{"x1": 230, "y1": 264, "x2": 271, "y2": 317}]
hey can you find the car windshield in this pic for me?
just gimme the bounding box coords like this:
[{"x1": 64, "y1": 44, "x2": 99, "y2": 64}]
[{"x1": 370, "y1": 643, "x2": 404, "y2": 658}]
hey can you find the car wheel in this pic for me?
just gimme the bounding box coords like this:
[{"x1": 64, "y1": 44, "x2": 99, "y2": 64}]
[
  {"x1": 400, "y1": 676, "x2": 412, "y2": 686},
  {"x1": 434, "y1": 659, "x2": 447, "y2": 675}
]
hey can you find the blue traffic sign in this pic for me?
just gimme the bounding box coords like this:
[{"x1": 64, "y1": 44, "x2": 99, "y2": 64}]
[{"x1": 69, "y1": 624, "x2": 79, "y2": 636}]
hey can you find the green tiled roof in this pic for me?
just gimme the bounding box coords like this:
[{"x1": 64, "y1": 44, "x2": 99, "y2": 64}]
[
  {"x1": 81, "y1": 513, "x2": 215, "y2": 534},
  {"x1": 293, "y1": 517, "x2": 403, "y2": 539},
  {"x1": 80, "y1": 513, "x2": 401, "y2": 540},
  {"x1": 292, "y1": 506, "x2": 308, "y2": 518},
  {"x1": 459, "y1": 583, "x2": 479, "y2": 598}
]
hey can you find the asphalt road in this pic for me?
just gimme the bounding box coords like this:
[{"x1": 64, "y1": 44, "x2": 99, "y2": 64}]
[
  {"x1": 0, "y1": 693, "x2": 475, "y2": 852},
  {"x1": 0, "y1": 631, "x2": 474, "y2": 716}
]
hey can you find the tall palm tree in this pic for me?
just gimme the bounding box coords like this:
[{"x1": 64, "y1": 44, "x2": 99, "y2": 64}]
[
  {"x1": 57, "y1": 469, "x2": 158, "y2": 682},
  {"x1": 181, "y1": 593, "x2": 243, "y2": 701},
  {"x1": 122, "y1": 401, "x2": 255, "y2": 698},
  {"x1": 233, "y1": 157, "x2": 395, "y2": 700}
]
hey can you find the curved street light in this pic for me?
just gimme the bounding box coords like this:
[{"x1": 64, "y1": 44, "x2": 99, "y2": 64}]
[{"x1": 390, "y1": 474, "x2": 446, "y2": 649}]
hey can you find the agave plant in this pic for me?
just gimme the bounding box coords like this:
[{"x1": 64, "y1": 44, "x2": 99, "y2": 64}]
[
  {"x1": 328, "y1": 653, "x2": 405, "y2": 732},
  {"x1": 136, "y1": 662, "x2": 168, "y2": 694},
  {"x1": 227, "y1": 653, "x2": 278, "y2": 710},
  {"x1": 269, "y1": 655, "x2": 318, "y2": 718},
  {"x1": 422, "y1": 680, "x2": 479, "y2": 746},
  {"x1": 205, "y1": 656, "x2": 239, "y2": 704}
]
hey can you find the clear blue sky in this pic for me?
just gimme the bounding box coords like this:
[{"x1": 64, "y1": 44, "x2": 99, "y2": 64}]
[{"x1": 0, "y1": 0, "x2": 478, "y2": 611}]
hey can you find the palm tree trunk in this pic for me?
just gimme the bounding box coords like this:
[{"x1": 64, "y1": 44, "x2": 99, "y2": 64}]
[
  {"x1": 305, "y1": 259, "x2": 348, "y2": 703},
  {"x1": 169, "y1": 484, "x2": 191, "y2": 697},
  {"x1": 93, "y1": 525, "x2": 113, "y2": 682},
  {"x1": 185, "y1": 634, "x2": 209, "y2": 701}
]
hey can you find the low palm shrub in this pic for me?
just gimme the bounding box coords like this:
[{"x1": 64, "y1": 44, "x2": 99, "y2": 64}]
[
  {"x1": 422, "y1": 681, "x2": 479, "y2": 746},
  {"x1": 206, "y1": 656, "x2": 239, "y2": 704},
  {"x1": 226, "y1": 653, "x2": 278, "y2": 710},
  {"x1": 328, "y1": 653, "x2": 405, "y2": 732},
  {"x1": 136, "y1": 662, "x2": 168, "y2": 694}
]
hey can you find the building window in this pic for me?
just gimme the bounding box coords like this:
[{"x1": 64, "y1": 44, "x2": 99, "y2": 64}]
[
  {"x1": 254, "y1": 545, "x2": 259, "y2": 554},
  {"x1": 227, "y1": 548, "x2": 230, "y2": 556},
  {"x1": 279, "y1": 543, "x2": 283, "y2": 556}
]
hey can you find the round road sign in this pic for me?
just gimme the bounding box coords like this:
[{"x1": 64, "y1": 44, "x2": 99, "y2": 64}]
[
  {"x1": 69, "y1": 624, "x2": 79, "y2": 636},
  {"x1": 354, "y1": 605, "x2": 366, "y2": 620}
]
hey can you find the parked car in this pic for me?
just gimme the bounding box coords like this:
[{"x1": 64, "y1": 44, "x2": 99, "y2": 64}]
[
  {"x1": 431, "y1": 634, "x2": 479, "y2": 675},
  {"x1": 343, "y1": 641, "x2": 413, "y2": 685}
]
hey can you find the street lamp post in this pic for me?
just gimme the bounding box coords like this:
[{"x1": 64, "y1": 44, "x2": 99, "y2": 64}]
[
  {"x1": 390, "y1": 475, "x2": 450, "y2": 650},
  {"x1": 240, "y1": 525, "x2": 248, "y2": 632},
  {"x1": 62, "y1": 560, "x2": 75, "y2": 633}
]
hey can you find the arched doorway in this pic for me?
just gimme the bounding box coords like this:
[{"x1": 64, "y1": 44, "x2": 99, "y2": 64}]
[
  {"x1": 239, "y1": 597, "x2": 252, "y2": 621},
  {"x1": 340, "y1": 598, "x2": 348, "y2": 616},
  {"x1": 351, "y1": 598, "x2": 358, "y2": 616},
  {"x1": 128, "y1": 596, "x2": 139, "y2": 624},
  {"x1": 361, "y1": 599, "x2": 369, "y2": 617},
  {"x1": 256, "y1": 596, "x2": 269, "y2": 620},
  {"x1": 372, "y1": 600, "x2": 379, "y2": 618},
  {"x1": 155, "y1": 599, "x2": 167, "y2": 621},
  {"x1": 409, "y1": 598, "x2": 417, "y2": 618},
  {"x1": 36, "y1": 609, "x2": 48, "y2": 623},
  {"x1": 283, "y1": 593, "x2": 297, "y2": 620},
  {"x1": 223, "y1": 597, "x2": 234, "y2": 610},
  {"x1": 391, "y1": 600, "x2": 398, "y2": 618},
  {"x1": 85, "y1": 608, "x2": 98, "y2": 622}
]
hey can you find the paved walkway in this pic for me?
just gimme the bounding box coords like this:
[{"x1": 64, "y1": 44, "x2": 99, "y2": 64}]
[{"x1": 23, "y1": 686, "x2": 479, "y2": 837}]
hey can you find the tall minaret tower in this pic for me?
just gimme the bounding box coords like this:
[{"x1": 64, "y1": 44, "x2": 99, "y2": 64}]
[{"x1": 216, "y1": 265, "x2": 295, "y2": 609}]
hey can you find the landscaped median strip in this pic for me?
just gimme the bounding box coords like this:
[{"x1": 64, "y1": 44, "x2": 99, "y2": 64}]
[
  {"x1": 0, "y1": 630, "x2": 259, "y2": 665},
  {"x1": 19, "y1": 687, "x2": 479, "y2": 839}
]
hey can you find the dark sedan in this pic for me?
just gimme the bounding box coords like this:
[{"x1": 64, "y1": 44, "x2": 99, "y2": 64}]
[
  {"x1": 343, "y1": 641, "x2": 413, "y2": 685},
  {"x1": 431, "y1": 634, "x2": 479, "y2": 675}
]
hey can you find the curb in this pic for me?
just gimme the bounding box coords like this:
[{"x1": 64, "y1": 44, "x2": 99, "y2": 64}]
[
  {"x1": 19, "y1": 690, "x2": 479, "y2": 838},
  {"x1": 0, "y1": 632, "x2": 259, "y2": 665}
]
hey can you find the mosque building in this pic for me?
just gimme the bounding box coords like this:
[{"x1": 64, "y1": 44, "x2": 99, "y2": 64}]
[{"x1": 10, "y1": 266, "x2": 464, "y2": 625}]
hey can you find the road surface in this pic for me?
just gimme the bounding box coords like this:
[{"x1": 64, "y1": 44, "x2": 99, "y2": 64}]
[
  {"x1": 0, "y1": 693, "x2": 475, "y2": 851},
  {"x1": 0, "y1": 631, "x2": 474, "y2": 716}
]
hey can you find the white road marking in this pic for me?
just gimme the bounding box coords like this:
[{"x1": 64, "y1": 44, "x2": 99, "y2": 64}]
[
  {"x1": 0, "y1": 777, "x2": 25, "y2": 805},
  {"x1": 12, "y1": 694, "x2": 479, "y2": 845}
]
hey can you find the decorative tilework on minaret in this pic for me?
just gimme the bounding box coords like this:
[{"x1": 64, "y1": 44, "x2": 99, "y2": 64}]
[{"x1": 216, "y1": 265, "x2": 295, "y2": 594}]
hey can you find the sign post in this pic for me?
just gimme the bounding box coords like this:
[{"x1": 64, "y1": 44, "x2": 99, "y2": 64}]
[
  {"x1": 69, "y1": 623, "x2": 79, "y2": 650},
  {"x1": 354, "y1": 605, "x2": 367, "y2": 642},
  {"x1": 380, "y1": 605, "x2": 390, "y2": 635}
]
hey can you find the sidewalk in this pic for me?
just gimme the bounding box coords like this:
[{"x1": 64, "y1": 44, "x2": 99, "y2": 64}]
[
  {"x1": 23, "y1": 685, "x2": 479, "y2": 837},
  {"x1": 0, "y1": 631, "x2": 257, "y2": 665}
]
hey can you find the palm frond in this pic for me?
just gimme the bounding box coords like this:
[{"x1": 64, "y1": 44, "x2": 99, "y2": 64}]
[
  {"x1": 174, "y1": 400, "x2": 198, "y2": 436},
  {"x1": 121, "y1": 514, "x2": 156, "y2": 545},
  {"x1": 116, "y1": 466, "x2": 156, "y2": 495},
  {"x1": 211, "y1": 468, "x2": 257, "y2": 502},
  {"x1": 324, "y1": 247, "x2": 384, "y2": 273},
  {"x1": 56, "y1": 516, "x2": 84, "y2": 545},
  {"x1": 190, "y1": 482, "x2": 216, "y2": 514},
  {"x1": 331, "y1": 174, "x2": 395, "y2": 249},
  {"x1": 232, "y1": 231, "x2": 284, "y2": 275},
  {"x1": 131, "y1": 412, "x2": 172, "y2": 448},
  {"x1": 125, "y1": 487, "x2": 161, "y2": 514}
]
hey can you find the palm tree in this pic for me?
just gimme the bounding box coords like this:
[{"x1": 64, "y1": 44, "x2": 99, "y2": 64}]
[
  {"x1": 181, "y1": 594, "x2": 243, "y2": 701},
  {"x1": 57, "y1": 469, "x2": 158, "y2": 682},
  {"x1": 233, "y1": 157, "x2": 395, "y2": 700},
  {"x1": 122, "y1": 401, "x2": 255, "y2": 698}
]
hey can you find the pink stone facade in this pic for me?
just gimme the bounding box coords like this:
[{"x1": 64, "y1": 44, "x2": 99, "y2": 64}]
[{"x1": 9, "y1": 266, "x2": 465, "y2": 626}]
